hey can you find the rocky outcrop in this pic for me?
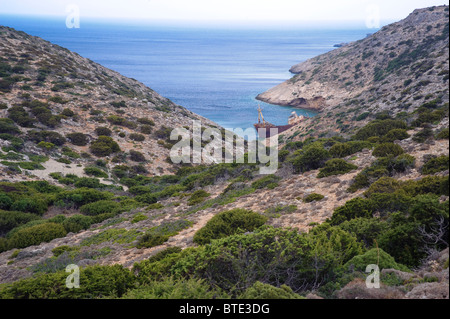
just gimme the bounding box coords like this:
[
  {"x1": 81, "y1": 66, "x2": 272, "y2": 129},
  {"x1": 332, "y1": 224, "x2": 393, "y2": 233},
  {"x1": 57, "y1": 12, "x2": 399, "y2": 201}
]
[{"x1": 257, "y1": 5, "x2": 449, "y2": 137}]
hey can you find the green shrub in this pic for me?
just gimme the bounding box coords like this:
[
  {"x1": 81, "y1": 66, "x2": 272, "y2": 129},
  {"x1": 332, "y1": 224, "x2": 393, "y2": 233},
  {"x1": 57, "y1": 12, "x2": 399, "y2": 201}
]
[
  {"x1": 121, "y1": 277, "x2": 227, "y2": 299},
  {"x1": 0, "y1": 193, "x2": 13, "y2": 210},
  {"x1": 61, "y1": 108, "x2": 74, "y2": 117},
  {"x1": 94, "y1": 127, "x2": 112, "y2": 137},
  {"x1": 338, "y1": 218, "x2": 388, "y2": 248},
  {"x1": 238, "y1": 282, "x2": 303, "y2": 299},
  {"x1": 74, "y1": 178, "x2": 103, "y2": 189},
  {"x1": 372, "y1": 143, "x2": 404, "y2": 157},
  {"x1": 56, "y1": 188, "x2": 113, "y2": 208},
  {"x1": 0, "y1": 118, "x2": 20, "y2": 135},
  {"x1": 10, "y1": 197, "x2": 47, "y2": 215},
  {"x1": 303, "y1": 193, "x2": 325, "y2": 203},
  {"x1": 356, "y1": 112, "x2": 370, "y2": 121},
  {"x1": 382, "y1": 129, "x2": 410, "y2": 142},
  {"x1": 137, "y1": 220, "x2": 192, "y2": 249},
  {"x1": 66, "y1": 133, "x2": 89, "y2": 146},
  {"x1": 129, "y1": 133, "x2": 145, "y2": 142},
  {"x1": 84, "y1": 167, "x2": 108, "y2": 178},
  {"x1": 308, "y1": 224, "x2": 363, "y2": 265},
  {"x1": 79, "y1": 200, "x2": 120, "y2": 216},
  {"x1": 364, "y1": 177, "x2": 401, "y2": 197},
  {"x1": 8, "y1": 223, "x2": 67, "y2": 249},
  {"x1": 329, "y1": 141, "x2": 371, "y2": 158},
  {"x1": 291, "y1": 142, "x2": 330, "y2": 173},
  {"x1": 0, "y1": 210, "x2": 41, "y2": 236},
  {"x1": 7, "y1": 106, "x2": 35, "y2": 127},
  {"x1": 193, "y1": 209, "x2": 268, "y2": 245},
  {"x1": 251, "y1": 174, "x2": 281, "y2": 190},
  {"x1": 137, "y1": 118, "x2": 155, "y2": 126},
  {"x1": 140, "y1": 125, "x2": 153, "y2": 134},
  {"x1": 422, "y1": 155, "x2": 449, "y2": 174},
  {"x1": 412, "y1": 128, "x2": 434, "y2": 143},
  {"x1": 90, "y1": 136, "x2": 121, "y2": 157},
  {"x1": 106, "y1": 115, "x2": 137, "y2": 129},
  {"x1": 0, "y1": 264, "x2": 135, "y2": 299},
  {"x1": 187, "y1": 190, "x2": 210, "y2": 206},
  {"x1": 63, "y1": 215, "x2": 93, "y2": 233},
  {"x1": 27, "y1": 131, "x2": 67, "y2": 146},
  {"x1": 329, "y1": 198, "x2": 373, "y2": 226},
  {"x1": 51, "y1": 245, "x2": 79, "y2": 257},
  {"x1": 129, "y1": 150, "x2": 146, "y2": 162},
  {"x1": 344, "y1": 248, "x2": 410, "y2": 272},
  {"x1": 353, "y1": 119, "x2": 407, "y2": 141},
  {"x1": 317, "y1": 159, "x2": 358, "y2": 178},
  {"x1": 131, "y1": 213, "x2": 148, "y2": 224},
  {"x1": 173, "y1": 226, "x2": 321, "y2": 296},
  {"x1": 436, "y1": 128, "x2": 449, "y2": 140}
]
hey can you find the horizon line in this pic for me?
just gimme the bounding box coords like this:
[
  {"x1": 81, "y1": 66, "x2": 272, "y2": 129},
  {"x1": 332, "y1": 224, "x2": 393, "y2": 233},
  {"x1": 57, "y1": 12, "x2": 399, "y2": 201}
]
[{"x1": 0, "y1": 13, "x2": 393, "y2": 29}]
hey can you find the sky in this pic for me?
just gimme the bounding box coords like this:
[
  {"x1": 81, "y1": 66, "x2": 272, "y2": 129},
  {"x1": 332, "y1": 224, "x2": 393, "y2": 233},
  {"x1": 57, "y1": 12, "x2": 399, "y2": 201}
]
[{"x1": 0, "y1": 0, "x2": 449, "y2": 25}]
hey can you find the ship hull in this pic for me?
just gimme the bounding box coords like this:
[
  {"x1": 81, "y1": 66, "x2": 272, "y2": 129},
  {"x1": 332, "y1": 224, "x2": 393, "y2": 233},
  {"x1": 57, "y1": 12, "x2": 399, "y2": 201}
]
[{"x1": 254, "y1": 124, "x2": 293, "y2": 139}]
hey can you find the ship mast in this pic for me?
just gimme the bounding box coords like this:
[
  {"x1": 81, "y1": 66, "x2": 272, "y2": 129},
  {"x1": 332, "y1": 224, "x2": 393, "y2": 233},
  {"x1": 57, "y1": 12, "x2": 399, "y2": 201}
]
[{"x1": 257, "y1": 104, "x2": 266, "y2": 124}]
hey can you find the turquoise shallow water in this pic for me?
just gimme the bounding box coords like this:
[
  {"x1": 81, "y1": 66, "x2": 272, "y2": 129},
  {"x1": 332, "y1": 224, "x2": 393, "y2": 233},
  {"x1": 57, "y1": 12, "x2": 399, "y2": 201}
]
[{"x1": 0, "y1": 15, "x2": 372, "y2": 131}]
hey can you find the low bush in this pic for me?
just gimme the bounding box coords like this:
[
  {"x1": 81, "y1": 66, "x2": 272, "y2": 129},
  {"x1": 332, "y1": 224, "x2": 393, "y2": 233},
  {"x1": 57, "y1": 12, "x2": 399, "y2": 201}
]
[
  {"x1": 238, "y1": 282, "x2": 303, "y2": 299},
  {"x1": 436, "y1": 128, "x2": 449, "y2": 140},
  {"x1": 140, "y1": 125, "x2": 153, "y2": 134},
  {"x1": 129, "y1": 133, "x2": 145, "y2": 142},
  {"x1": 129, "y1": 150, "x2": 146, "y2": 162},
  {"x1": 8, "y1": 222, "x2": 67, "y2": 249},
  {"x1": 422, "y1": 155, "x2": 449, "y2": 174},
  {"x1": 317, "y1": 159, "x2": 358, "y2": 178},
  {"x1": 291, "y1": 142, "x2": 330, "y2": 173},
  {"x1": 137, "y1": 220, "x2": 193, "y2": 249},
  {"x1": 329, "y1": 198, "x2": 373, "y2": 226},
  {"x1": 353, "y1": 119, "x2": 407, "y2": 141},
  {"x1": 90, "y1": 136, "x2": 121, "y2": 157},
  {"x1": 84, "y1": 167, "x2": 108, "y2": 178},
  {"x1": 66, "y1": 133, "x2": 89, "y2": 146},
  {"x1": 56, "y1": 188, "x2": 113, "y2": 208},
  {"x1": 62, "y1": 215, "x2": 93, "y2": 233},
  {"x1": 329, "y1": 141, "x2": 371, "y2": 158},
  {"x1": 187, "y1": 190, "x2": 210, "y2": 206},
  {"x1": 372, "y1": 143, "x2": 404, "y2": 157},
  {"x1": 27, "y1": 130, "x2": 66, "y2": 146},
  {"x1": 0, "y1": 118, "x2": 20, "y2": 135},
  {"x1": 79, "y1": 200, "x2": 120, "y2": 216},
  {"x1": 193, "y1": 209, "x2": 268, "y2": 245},
  {"x1": 0, "y1": 264, "x2": 135, "y2": 299},
  {"x1": 251, "y1": 175, "x2": 281, "y2": 190},
  {"x1": 94, "y1": 127, "x2": 112, "y2": 137},
  {"x1": 381, "y1": 129, "x2": 410, "y2": 142},
  {"x1": 10, "y1": 197, "x2": 48, "y2": 215},
  {"x1": 0, "y1": 210, "x2": 41, "y2": 236},
  {"x1": 344, "y1": 248, "x2": 410, "y2": 272},
  {"x1": 121, "y1": 277, "x2": 227, "y2": 299},
  {"x1": 303, "y1": 193, "x2": 325, "y2": 203},
  {"x1": 412, "y1": 128, "x2": 434, "y2": 143}
]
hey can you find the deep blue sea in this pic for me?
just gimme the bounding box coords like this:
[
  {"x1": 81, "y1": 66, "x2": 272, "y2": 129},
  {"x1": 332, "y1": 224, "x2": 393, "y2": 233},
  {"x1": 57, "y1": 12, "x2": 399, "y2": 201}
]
[{"x1": 0, "y1": 15, "x2": 373, "y2": 131}]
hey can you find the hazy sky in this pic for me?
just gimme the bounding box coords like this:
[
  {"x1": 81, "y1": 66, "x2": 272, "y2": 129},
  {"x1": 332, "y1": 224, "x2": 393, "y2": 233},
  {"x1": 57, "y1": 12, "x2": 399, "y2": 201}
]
[{"x1": 0, "y1": 0, "x2": 449, "y2": 24}]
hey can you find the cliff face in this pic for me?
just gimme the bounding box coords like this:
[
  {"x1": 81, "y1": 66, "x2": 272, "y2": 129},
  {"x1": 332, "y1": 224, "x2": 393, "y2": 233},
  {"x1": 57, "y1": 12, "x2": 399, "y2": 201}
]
[
  {"x1": 257, "y1": 5, "x2": 449, "y2": 138},
  {"x1": 0, "y1": 25, "x2": 217, "y2": 179}
]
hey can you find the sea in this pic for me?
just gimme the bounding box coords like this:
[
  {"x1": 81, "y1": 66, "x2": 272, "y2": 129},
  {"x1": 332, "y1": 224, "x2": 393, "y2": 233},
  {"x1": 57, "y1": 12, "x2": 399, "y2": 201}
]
[{"x1": 0, "y1": 15, "x2": 375, "y2": 133}]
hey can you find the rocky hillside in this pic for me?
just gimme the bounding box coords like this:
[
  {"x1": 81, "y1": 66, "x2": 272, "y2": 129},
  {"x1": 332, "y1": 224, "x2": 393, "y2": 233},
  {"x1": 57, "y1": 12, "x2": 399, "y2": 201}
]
[
  {"x1": 257, "y1": 5, "x2": 449, "y2": 140},
  {"x1": 0, "y1": 10, "x2": 448, "y2": 300},
  {"x1": 0, "y1": 25, "x2": 218, "y2": 182}
]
